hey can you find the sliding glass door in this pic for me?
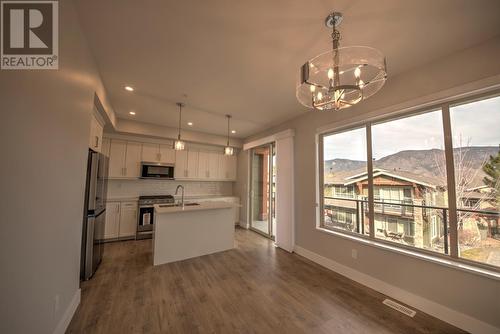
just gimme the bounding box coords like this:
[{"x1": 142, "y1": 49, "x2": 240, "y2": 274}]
[{"x1": 250, "y1": 143, "x2": 276, "y2": 239}]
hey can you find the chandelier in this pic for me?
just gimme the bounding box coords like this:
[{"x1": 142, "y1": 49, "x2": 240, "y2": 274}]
[
  {"x1": 296, "y1": 12, "x2": 387, "y2": 111},
  {"x1": 173, "y1": 102, "x2": 185, "y2": 150}
]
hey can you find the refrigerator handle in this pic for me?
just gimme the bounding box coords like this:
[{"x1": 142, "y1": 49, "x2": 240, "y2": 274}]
[{"x1": 88, "y1": 152, "x2": 99, "y2": 211}]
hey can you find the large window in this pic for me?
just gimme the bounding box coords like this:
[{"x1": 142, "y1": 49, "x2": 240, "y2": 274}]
[
  {"x1": 319, "y1": 93, "x2": 500, "y2": 271},
  {"x1": 371, "y1": 110, "x2": 449, "y2": 254},
  {"x1": 322, "y1": 127, "x2": 370, "y2": 235},
  {"x1": 450, "y1": 96, "x2": 500, "y2": 267}
]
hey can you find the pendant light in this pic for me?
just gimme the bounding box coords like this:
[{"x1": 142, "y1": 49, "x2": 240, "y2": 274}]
[
  {"x1": 224, "y1": 115, "x2": 234, "y2": 156},
  {"x1": 173, "y1": 102, "x2": 185, "y2": 150},
  {"x1": 296, "y1": 12, "x2": 387, "y2": 111}
]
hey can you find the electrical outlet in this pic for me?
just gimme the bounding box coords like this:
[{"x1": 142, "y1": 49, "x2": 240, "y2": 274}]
[
  {"x1": 53, "y1": 294, "x2": 60, "y2": 317},
  {"x1": 351, "y1": 249, "x2": 358, "y2": 260}
]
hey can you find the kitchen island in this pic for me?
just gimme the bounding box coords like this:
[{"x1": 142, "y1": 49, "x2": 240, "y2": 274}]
[{"x1": 153, "y1": 201, "x2": 237, "y2": 266}]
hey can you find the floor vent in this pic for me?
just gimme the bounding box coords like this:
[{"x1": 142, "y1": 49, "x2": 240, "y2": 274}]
[{"x1": 382, "y1": 299, "x2": 416, "y2": 317}]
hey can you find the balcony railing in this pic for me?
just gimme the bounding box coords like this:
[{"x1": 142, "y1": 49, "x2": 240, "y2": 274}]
[{"x1": 323, "y1": 196, "x2": 500, "y2": 257}]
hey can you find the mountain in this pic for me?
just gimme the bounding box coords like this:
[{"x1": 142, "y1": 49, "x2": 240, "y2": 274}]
[{"x1": 325, "y1": 146, "x2": 499, "y2": 187}]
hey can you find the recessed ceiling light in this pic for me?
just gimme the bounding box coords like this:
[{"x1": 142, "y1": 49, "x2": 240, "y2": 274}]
[
  {"x1": 231, "y1": 130, "x2": 236, "y2": 134},
  {"x1": 187, "y1": 122, "x2": 193, "y2": 126},
  {"x1": 125, "y1": 86, "x2": 134, "y2": 92},
  {"x1": 129, "y1": 111, "x2": 136, "y2": 115}
]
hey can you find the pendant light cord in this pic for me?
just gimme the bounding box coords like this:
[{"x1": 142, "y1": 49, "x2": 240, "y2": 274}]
[
  {"x1": 226, "y1": 115, "x2": 231, "y2": 146},
  {"x1": 176, "y1": 102, "x2": 183, "y2": 140}
]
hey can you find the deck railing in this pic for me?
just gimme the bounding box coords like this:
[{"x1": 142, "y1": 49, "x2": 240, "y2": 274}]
[{"x1": 323, "y1": 196, "x2": 500, "y2": 256}]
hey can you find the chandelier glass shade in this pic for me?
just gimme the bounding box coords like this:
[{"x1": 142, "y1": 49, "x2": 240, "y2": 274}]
[
  {"x1": 296, "y1": 12, "x2": 387, "y2": 111},
  {"x1": 173, "y1": 102, "x2": 185, "y2": 151}
]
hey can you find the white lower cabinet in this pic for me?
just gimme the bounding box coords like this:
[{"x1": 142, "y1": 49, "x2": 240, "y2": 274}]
[
  {"x1": 119, "y1": 202, "x2": 138, "y2": 237},
  {"x1": 104, "y1": 202, "x2": 120, "y2": 239},
  {"x1": 104, "y1": 201, "x2": 138, "y2": 240}
]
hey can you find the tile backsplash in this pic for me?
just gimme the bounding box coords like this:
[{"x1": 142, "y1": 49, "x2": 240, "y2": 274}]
[{"x1": 106, "y1": 179, "x2": 233, "y2": 199}]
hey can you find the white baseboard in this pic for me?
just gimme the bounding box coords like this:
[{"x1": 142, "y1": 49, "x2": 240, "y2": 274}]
[
  {"x1": 53, "y1": 288, "x2": 80, "y2": 334},
  {"x1": 238, "y1": 221, "x2": 249, "y2": 229},
  {"x1": 294, "y1": 246, "x2": 499, "y2": 334}
]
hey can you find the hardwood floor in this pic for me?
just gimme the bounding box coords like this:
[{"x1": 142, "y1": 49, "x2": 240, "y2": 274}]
[{"x1": 68, "y1": 228, "x2": 465, "y2": 334}]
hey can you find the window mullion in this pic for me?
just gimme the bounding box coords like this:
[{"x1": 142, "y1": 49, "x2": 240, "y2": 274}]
[
  {"x1": 317, "y1": 134, "x2": 325, "y2": 227},
  {"x1": 441, "y1": 104, "x2": 459, "y2": 258},
  {"x1": 366, "y1": 123, "x2": 375, "y2": 238}
]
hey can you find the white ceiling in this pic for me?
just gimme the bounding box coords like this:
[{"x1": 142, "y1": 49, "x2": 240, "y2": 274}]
[{"x1": 75, "y1": 0, "x2": 500, "y2": 138}]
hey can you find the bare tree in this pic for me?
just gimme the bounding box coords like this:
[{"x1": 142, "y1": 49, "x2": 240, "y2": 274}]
[{"x1": 431, "y1": 137, "x2": 495, "y2": 247}]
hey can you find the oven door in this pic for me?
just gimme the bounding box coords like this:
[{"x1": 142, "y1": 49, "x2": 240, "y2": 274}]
[
  {"x1": 141, "y1": 163, "x2": 175, "y2": 179},
  {"x1": 138, "y1": 206, "x2": 154, "y2": 231}
]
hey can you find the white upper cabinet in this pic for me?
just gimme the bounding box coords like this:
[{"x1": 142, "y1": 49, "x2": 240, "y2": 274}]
[
  {"x1": 101, "y1": 137, "x2": 110, "y2": 157},
  {"x1": 105, "y1": 138, "x2": 236, "y2": 181},
  {"x1": 218, "y1": 154, "x2": 227, "y2": 179},
  {"x1": 108, "y1": 140, "x2": 127, "y2": 178},
  {"x1": 208, "y1": 152, "x2": 219, "y2": 179},
  {"x1": 159, "y1": 145, "x2": 175, "y2": 164},
  {"x1": 174, "y1": 150, "x2": 188, "y2": 178},
  {"x1": 226, "y1": 155, "x2": 237, "y2": 180},
  {"x1": 216, "y1": 154, "x2": 237, "y2": 180},
  {"x1": 197, "y1": 151, "x2": 209, "y2": 178},
  {"x1": 142, "y1": 143, "x2": 175, "y2": 165},
  {"x1": 187, "y1": 150, "x2": 199, "y2": 178},
  {"x1": 124, "y1": 142, "x2": 142, "y2": 177},
  {"x1": 142, "y1": 143, "x2": 160, "y2": 162},
  {"x1": 175, "y1": 150, "x2": 198, "y2": 179},
  {"x1": 89, "y1": 114, "x2": 104, "y2": 152},
  {"x1": 108, "y1": 140, "x2": 141, "y2": 178}
]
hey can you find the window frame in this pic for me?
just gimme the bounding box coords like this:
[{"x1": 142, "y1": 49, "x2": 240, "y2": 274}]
[{"x1": 316, "y1": 90, "x2": 500, "y2": 274}]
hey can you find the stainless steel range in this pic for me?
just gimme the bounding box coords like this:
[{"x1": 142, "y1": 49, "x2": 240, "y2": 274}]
[{"x1": 137, "y1": 195, "x2": 175, "y2": 239}]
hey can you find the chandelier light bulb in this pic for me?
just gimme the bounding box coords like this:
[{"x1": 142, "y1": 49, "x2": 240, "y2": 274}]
[
  {"x1": 317, "y1": 92, "x2": 323, "y2": 100},
  {"x1": 327, "y1": 68, "x2": 334, "y2": 79},
  {"x1": 354, "y1": 67, "x2": 361, "y2": 78},
  {"x1": 310, "y1": 84, "x2": 316, "y2": 92}
]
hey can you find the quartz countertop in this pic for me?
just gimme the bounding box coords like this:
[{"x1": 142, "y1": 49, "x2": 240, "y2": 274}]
[{"x1": 154, "y1": 201, "x2": 240, "y2": 214}]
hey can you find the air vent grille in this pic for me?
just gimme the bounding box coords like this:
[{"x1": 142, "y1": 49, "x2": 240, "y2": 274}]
[{"x1": 382, "y1": 299, "x2": 416, "y2": 317}]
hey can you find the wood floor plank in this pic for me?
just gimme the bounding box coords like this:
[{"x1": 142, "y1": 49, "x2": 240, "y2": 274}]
[{"x1": 67, "y1": 228, "x2": 466, "y2": 334}]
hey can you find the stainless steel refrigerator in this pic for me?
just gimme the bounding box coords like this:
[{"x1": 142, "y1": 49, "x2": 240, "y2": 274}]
[{"x1": 81, "y1": 149, "x2": 108, "y2": 280}]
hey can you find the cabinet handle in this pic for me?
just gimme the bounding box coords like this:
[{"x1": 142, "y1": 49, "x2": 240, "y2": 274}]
[{"x1": 94, "y1": 136, "x2": 99, "y2": 148}]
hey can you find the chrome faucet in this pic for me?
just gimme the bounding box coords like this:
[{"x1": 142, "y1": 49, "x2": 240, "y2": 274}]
[{"x1": 175, "y1": 185, "x2": 185, "y2": 207}]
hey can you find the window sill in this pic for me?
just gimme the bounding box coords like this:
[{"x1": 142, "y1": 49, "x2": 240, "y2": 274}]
[{"x1": 315, "y1": 226, "x2": 500, "y2": 281}]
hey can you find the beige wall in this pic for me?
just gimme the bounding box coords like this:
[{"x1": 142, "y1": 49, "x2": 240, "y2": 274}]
[
  {"x1": 237, "y1": 36, "x2": 500, "y2": 329},
  {"x1": 0, "y1": 1, "x2": 114, "y2": 333},
  {"x1": 234, "y1": 149, "x2": 249, "y2": 225}
]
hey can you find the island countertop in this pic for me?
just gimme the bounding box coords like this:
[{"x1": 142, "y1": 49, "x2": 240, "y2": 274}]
[{"x1": 154, "y1": 201, "x2": 240, "y2": 214}]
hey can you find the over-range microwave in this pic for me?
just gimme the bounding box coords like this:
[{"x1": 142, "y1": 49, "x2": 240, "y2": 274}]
[{"x1": 140, "y1": 162, "x2": 175, "y2": 179}]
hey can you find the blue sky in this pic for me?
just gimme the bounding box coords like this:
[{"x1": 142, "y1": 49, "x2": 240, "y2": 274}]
[{"x1": 323, "y1": 95, "x2": 500, "y2": 161}]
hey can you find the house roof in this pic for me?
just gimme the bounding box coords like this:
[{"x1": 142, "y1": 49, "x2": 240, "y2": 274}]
[{"x1": 324, "y1": 168, "x2": 446, "y2": 189}]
